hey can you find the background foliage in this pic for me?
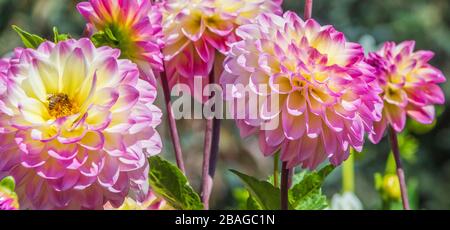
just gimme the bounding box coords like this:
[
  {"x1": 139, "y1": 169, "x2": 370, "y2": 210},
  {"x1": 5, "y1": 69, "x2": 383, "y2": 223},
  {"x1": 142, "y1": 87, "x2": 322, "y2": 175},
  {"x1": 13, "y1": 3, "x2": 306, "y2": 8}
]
[{"x1": 0, "y1": 0, "x2": 449, "y2": 209}]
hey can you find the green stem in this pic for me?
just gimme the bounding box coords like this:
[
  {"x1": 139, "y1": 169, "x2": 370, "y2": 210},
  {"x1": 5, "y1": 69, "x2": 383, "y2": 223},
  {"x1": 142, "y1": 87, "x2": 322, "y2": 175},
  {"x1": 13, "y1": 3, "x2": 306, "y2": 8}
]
[
  {"x1": 274, "y1": 152, "x2": 280, "y2": 188},
  {"x1": 342, "y1": 149, "x2": 355, "y2": 193}
]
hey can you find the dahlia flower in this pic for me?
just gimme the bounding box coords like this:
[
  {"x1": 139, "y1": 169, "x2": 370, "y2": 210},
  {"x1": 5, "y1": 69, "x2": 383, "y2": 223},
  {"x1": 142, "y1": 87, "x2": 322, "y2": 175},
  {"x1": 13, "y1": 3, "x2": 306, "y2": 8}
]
[
  {"x1": 0, "y1": 191, "x2": 18, "y2": 210},
  {"x1": 0, "y1": 177, "x2": 19, "y2": 210},
  {"x1": 104, "y1": 190, "x2": 172, "y2": 210},
  {"x1": 77, "y1": 0, "x2": 164, "y2": 86},
  {"x1": 221, "y1": 12, "x2": 383, "y2": 169},
  {"x1": 161, "y1": 0, "x2": 283, "y2": 102},
  {"x1": 366, "y1": 41, "x2": 446, "y2": 143},
  {"x1": 0, "y1": 38, "x2": 162, "y2": 209}
]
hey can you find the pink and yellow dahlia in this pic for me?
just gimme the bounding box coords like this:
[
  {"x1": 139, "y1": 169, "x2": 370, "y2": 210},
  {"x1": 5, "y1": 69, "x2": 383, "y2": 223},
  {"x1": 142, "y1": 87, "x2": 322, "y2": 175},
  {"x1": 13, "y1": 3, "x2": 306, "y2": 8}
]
[
  {"x1": 0, "y1": 177, "x2": 19, "y2": 210},
  {"x1": 0, "y1": 191, "x2": 18, "y2": 210},
  {"x1": 366, "y1": 41, "x2": 446, "y2": 143},
  {"x1": 0, "y1": 39, "x2": 162, "y2": 209},
  {"x1": 104, "y1": 190, "x2": 172, "y2": 210},
  {"x1": 221, "y1": 12, "x2": 383, "y2": 169},
  {"x1": 77, "y1": 0, "x2": 164, "y2": 86},
  {"x1": 161, "y1": 0, "x2": 283, "y2": 102}
]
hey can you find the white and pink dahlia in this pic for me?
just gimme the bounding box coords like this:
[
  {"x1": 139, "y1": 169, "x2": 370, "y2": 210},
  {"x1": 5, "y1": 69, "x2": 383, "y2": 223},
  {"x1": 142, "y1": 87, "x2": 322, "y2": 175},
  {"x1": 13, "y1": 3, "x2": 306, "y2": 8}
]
[
  {"x1": 77, "y1": 0, "x2": 164, "y2": 86},
  {"x1": 0, "y1": 39, "x2": 162, "y2": 209},
  {"x1": 366, "y1": 41, "x2": 446, "y2": 143},
  {"x1": 221, "y1": 12, "x2": 383, "y2": 169},
  {"x1": 161, "y1": 0, "x2": 283, "y2": 102}
]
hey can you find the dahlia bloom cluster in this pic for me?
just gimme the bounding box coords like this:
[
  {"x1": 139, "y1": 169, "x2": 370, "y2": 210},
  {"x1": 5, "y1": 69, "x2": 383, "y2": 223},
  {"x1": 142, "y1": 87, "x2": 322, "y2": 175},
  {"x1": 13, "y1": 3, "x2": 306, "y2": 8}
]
[
  {"x1": 366, "y1": 41, "x2": 446, "y2": 143},
  {"x1": 77, "y1": 0, "x2": 164, "y2": 86},
  {"x1": 0, "y1": 39, "x2": 162, "y2": 209},
  {"x1": 161, "y1": 0, "x2": 283, "y2": 102},
  {"x1": 221, "y1": 12, "x2": 383, "y2": 169}
]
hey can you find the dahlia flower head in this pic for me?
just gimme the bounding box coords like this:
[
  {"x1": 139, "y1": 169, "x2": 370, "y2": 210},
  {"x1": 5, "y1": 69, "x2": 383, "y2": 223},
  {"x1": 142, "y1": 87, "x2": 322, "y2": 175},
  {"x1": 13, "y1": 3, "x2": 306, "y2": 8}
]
[
  {"x1": 77, "y1": 0, "x2": 164, "y2": 86},
  {"x1": 104, "y1": 190, "x2": 172, "y2": 210},
  {"x1": 221, "y1": 12, "x2": 383, "y2": 169},
  {"x1": 0, "y1": 177, "x2": 19, "y2": 210},
  {"x1": 0, "y1": 190, "x2": 18, "y2": 210},
  {"x1": 366, "y1": 41, "x2": 446, "y2": 143},
  {"x1": 161, "y1": 0, "x2": 283, "y2": 102},
  {"x1": 0, "y1": 38, "x2": 162, "y2": 209}
]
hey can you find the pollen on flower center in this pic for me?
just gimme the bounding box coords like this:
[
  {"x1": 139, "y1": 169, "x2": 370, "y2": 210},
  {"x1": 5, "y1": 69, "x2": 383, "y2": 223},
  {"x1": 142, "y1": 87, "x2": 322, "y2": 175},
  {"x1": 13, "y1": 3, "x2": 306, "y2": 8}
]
[{"x1": 47, "y1": 93, "x2": 78, "y2": 118}]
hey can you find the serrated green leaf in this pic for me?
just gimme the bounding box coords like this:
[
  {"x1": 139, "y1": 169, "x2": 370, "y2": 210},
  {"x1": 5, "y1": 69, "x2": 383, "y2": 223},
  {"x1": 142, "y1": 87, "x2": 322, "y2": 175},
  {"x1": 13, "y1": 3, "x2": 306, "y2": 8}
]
[
  {"x1": 295, "y1": 192, "x2": 328, "y2": 210},
  {"x1": 230, "y1": 169, "x2": 291, "y2": 210},
  {"x1": 289, "y1": 165, "x2": 335, "y2": 210},
  {"x1": 0, "y1": 176, "x2": 16, "y2": 194},
  {"x1": 268, "y1": 171, "x2": 307, "y2": 187},
  {"x1": 53, "y1": 27, "x2": 70, "y2": 43},
  {"x1": 12, "y1": 25, "x2": 45, "y2": 49},
  {"x1": 148, "y1": 156, "x2": 203, "y2": 210}
]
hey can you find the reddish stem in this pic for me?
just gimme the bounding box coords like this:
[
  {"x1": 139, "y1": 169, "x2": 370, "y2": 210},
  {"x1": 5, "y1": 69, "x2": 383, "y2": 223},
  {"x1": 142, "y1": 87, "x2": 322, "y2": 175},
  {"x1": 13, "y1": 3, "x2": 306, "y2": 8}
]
[
  {"x1": 304, "y1": 0, "x2": 313, "y2": 19},
  {"x1": 201, "y1": 69, "x2": 221, "y2": 210},
  {"x1": 281, "y1": 162, "x2": 290, "y2": 210},
  {"x1": 160, "y1": 69, "x2": 186, "y2": 174},
  {"x1": 388, "y1": 126, "x2": 411, "y2": 210}
]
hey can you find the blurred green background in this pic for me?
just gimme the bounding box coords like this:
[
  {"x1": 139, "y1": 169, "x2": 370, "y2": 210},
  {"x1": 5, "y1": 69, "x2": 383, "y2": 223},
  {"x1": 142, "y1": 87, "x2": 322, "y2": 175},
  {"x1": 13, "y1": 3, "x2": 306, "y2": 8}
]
[{"x1": 0, "y1": 0, "x2": 449, "y2": 210}]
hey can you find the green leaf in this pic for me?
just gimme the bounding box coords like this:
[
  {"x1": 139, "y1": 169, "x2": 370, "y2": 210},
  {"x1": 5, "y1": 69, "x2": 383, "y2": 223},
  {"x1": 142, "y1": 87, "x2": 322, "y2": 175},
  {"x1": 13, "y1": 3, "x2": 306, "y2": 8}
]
[
  {"x1": 91, "y1": 28, "x2": 120, "y2": 48},
  {"x1": 289, "y1": 165, "x2": 335, "y2": 210},
  {"x1": 12, "y1": 25, "x2": 45, "y2": 49},
  {"x1": 0, "y1": 176, "x2": 16, "y2": 194},
  {"x1": 148, "y1": 156, "x2": 203, "y2": 210},
  {"x1": 268, "y1": 171, "x2": 307, "y2": 188},
  {"x1": 53, "y1": 27, "x2": 70, "y2": 43},
  {"x1": 104, "y1": 27, "x2": 118, "y2": 42},
  {"x1": 230, "y1": 169, "x2": 289, "y2": 210},
  {"x1": 246, "y1": 195, "x2": 263, "y2": 210}
]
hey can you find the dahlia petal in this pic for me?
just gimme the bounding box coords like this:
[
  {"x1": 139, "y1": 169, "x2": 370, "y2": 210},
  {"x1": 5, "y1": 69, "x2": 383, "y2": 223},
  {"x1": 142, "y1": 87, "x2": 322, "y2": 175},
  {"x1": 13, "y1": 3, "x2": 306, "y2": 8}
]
[
  {"x1": 17, "y1": 98, "x2": 49, "y2": 124},
  {"x1": 324, "y1": 109, "x2": 344, "y2": 132},
  {"x1": 282, "y1": 111, "x2": 305, "y2": 140},
  {"x1": 47, "y1": 142, "x2": 78, "y2": 161},
  {"x1": 111, "y1": 85, "x2": 140, "y2": 113},
  {"x1": 280, "y1": 139, "x2": 301, "y2": 162},
  {"x1": 264, "y1": 121, "x2": 284, "y2": 147},
  {"x1": 384, "y1": 103, "x2": 406, "y2": 132},
  {"x1": 181, "y1": 11, "x2": 205, "y2": 42},
  {"x1": 369, "y1": 113, "x2": 387, "y2": 144},
  {"x1": 306, "y1": 112, "x2": 322, "y2": 138},
  {"x1": 86, "y1": 106, "x2": 112, "y2": 131},
  {"x1": 423, "y1": 84, "x2": 445, "y2": 104},
  {"x1": 321, "y1": 127, "x2": 337, "y2": 156},
  {"x1": 258, "y1": 130, "x2": 279, "y2": 156},
  {"x1": 407, "y1": 104, "x2": 435, "y2": 124},
  {"x1": 286, "y1": 91, "x2": 306, "y2": 116},
  {"x1": 79, "y1": 131, "x2": 105, "y2": 151},
  {"x1": 269, "y1": 73, "x2": 292, "y2": 94},
  {"x1": 98, "y1": 157, "x2": 121, "y2": 187},
  {"x1": 36, "y1": 160, "x2": 66, "y2": 180},
  {"x1": 93, "y1": 87, "x2": 120, "y2": 109},
  {"x1": 298, "y1": 136, "x2": 318, "y2": 163},
  {"x1": 62, "y1": 47, "x2": 88, "y2": 98},
  {"x1": 49, "y1": 170, "x2": 80, "y2": 192}
]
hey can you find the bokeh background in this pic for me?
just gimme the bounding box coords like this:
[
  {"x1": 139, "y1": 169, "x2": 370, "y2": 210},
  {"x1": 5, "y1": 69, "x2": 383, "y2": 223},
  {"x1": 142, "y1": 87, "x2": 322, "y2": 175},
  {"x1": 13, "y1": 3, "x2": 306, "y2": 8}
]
[{"x1": 0, "y1": 0, "x2": 449, "y2": 209}]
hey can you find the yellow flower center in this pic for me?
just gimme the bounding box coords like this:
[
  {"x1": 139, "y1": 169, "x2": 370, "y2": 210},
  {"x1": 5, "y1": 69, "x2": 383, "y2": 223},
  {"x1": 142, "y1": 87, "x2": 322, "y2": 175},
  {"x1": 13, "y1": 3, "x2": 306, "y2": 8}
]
[{"x1": 47, "y1": 93, "x2": 79, "y2": 118}]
